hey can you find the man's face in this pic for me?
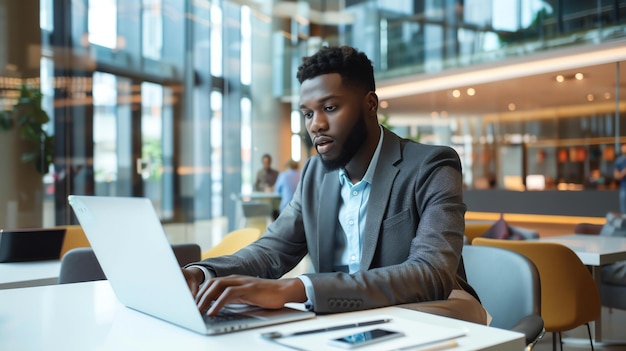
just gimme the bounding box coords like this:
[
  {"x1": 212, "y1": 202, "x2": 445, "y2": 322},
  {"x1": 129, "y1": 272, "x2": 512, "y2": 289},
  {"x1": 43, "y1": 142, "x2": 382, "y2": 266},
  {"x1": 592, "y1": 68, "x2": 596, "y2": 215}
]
[
  {"x1": 262, "y1": 156, "x2": 271, "y2": 170},
  {"x1": 299, "y1": 74, "x2": 369, "y2": 170}
]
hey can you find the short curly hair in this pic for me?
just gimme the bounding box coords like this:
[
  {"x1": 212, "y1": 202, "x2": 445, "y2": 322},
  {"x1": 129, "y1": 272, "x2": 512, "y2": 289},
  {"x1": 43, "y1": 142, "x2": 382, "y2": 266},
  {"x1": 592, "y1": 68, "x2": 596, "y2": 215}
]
[{"x1": 296, "y1": 46, "x2": 375, "y2": 93}]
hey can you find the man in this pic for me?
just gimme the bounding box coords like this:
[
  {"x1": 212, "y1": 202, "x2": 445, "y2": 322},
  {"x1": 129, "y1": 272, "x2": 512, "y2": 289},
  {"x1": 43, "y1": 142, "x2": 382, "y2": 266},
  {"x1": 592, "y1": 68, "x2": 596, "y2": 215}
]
[
  {"x1": 614, "y1": 144, "x2": 626, "y2": 214},
  {"x1": 274, "y1": 159, "x2": 300, "y2": 212},
  {"x1": 253, "y1": 154, "x2": 279, "y2": 192},
  {"x1": 183, "y1": 46, "x2": 485, "y2": 324}
]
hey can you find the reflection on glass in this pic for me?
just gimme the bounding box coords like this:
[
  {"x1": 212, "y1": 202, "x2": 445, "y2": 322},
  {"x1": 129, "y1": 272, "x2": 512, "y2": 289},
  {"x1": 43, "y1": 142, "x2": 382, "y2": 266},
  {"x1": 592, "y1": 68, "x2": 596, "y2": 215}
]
[
  {"x1": 141, "y1": 82, "x2": 166, "y2": 217},
  {"x1": 93, "y1": 72, "x2": 118, "y2": 196},
  {"x1": 142, "y1": 0, "x2": 163, "y2": 60},
  {"x1": 241, "y1": 97, "x2": 252, "y2": 194},
  {"x1": 211, "y1": 0, "x2": 223, "y2": 77},
  {"x1": 88, "y1": 0, "x2": 117, "y2": 48},
  {"x1": 211, "y1": 91, "x2": 223, "y2": 217}
]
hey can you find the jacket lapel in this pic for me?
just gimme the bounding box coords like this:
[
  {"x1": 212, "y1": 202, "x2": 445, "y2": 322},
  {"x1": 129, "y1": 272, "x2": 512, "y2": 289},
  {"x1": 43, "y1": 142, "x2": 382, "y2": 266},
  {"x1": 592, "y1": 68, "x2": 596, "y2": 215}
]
[
  {"x1": 360, "y1": 129, "x2": 401, "y2": 271},
  {"x1": 316, "y1": 170, "x2": 340, "y2": 272}
]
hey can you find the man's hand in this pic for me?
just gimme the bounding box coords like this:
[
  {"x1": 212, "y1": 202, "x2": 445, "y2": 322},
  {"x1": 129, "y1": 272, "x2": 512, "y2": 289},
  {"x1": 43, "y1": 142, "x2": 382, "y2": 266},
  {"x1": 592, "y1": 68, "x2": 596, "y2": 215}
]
[
  {"x1": 195, "y1": 275, "x2": 307, "y2": 315},
  {"x1": 182, "y1": 267, "x2": 205, "y2": 297}
]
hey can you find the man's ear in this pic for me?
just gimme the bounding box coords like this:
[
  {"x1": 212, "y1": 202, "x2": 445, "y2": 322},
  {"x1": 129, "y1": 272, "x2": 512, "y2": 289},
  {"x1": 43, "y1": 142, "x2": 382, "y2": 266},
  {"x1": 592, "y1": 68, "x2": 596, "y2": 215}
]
[{"x1": 366, "y1": 91, "x2": 378, "y2": 113}]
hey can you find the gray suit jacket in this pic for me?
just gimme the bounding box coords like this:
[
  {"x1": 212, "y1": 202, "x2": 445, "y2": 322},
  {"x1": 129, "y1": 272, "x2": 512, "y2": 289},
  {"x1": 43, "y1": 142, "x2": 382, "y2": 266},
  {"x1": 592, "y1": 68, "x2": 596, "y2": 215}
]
[{"x1": 200, "y1": 128, "x2": 475, "y2": 313}]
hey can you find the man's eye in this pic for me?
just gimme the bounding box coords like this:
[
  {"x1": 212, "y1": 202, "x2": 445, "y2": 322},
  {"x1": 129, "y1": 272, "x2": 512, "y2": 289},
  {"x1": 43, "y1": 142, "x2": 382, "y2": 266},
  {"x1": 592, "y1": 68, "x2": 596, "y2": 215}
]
[
  {"x1": 302, "y1": 111, "x2": 313, "y2": 119},
  {"x1": 324, "y1": 105, "x2": 337, "y2": 112}
]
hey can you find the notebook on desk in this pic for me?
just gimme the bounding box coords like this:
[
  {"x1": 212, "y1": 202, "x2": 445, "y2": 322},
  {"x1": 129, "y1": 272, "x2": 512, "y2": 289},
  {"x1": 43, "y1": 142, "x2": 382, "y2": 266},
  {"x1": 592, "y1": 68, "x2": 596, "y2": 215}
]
[{"x1": 68, "y1": 195, "x2": 315, "y2": 335}]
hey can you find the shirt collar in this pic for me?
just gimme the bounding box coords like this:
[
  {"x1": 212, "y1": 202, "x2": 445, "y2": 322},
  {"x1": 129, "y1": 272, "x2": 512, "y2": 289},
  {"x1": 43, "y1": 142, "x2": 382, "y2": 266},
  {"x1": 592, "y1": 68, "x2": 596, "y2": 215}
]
[{"x1": 339, "y1": 125, "x2": 384, "y2": 186}]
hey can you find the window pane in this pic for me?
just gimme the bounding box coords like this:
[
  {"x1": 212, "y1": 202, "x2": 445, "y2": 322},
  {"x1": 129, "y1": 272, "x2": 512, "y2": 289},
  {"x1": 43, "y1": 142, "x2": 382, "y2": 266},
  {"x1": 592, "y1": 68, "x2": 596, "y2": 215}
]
[
  {"x1": 142, "y1": 0, "x2": 163, "y2": 60},
  {"x1": 88, "y1": 0, "x2": 117, "y2": 48}
]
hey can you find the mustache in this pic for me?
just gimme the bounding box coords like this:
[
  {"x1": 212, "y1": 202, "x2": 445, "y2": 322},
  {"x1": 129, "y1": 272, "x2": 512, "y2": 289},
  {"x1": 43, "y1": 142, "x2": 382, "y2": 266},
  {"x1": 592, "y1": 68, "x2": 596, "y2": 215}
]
[{"x1": 313, "y1": 135, "x2": 333, "y2": 146}]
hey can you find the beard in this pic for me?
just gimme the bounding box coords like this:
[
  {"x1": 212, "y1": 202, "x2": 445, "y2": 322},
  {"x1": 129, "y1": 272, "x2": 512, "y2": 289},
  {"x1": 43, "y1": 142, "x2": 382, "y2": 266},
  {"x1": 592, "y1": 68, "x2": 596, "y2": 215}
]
[{"x1": 320, "y1": 115, "x2": 367, "y2": 171}]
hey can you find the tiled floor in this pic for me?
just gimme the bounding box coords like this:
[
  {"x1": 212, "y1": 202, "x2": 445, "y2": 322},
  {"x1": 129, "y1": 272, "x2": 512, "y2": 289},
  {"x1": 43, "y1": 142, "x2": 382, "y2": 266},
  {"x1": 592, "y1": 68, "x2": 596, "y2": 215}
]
[{"x1": 533, "y1": 307, "x2": 626, "y2": 351}]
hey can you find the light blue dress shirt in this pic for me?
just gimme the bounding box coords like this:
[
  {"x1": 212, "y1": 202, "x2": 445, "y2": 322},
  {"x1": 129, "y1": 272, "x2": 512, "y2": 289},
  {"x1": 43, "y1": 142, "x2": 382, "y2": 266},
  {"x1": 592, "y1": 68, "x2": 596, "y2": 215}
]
[
  {"x1": 299, "y1": 126, "x2": 384, "y2": 306},
  {"x1": 334, "y1": 144, "x2": 379, "y2": 273}
]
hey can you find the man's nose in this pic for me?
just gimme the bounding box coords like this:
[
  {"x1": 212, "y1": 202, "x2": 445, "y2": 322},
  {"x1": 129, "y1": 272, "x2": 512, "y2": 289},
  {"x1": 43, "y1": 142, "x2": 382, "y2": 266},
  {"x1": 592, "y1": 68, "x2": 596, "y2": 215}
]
[{"x1": 309, "y1": 112, "x2": 328, "y2": 132}]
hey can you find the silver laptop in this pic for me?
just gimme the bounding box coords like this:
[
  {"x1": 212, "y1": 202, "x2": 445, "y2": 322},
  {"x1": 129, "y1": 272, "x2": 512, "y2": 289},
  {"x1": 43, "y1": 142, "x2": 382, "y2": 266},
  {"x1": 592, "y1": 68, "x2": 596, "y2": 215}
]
[{"x1": 68, "y1": 195, "x2": 315, "y2": 335}]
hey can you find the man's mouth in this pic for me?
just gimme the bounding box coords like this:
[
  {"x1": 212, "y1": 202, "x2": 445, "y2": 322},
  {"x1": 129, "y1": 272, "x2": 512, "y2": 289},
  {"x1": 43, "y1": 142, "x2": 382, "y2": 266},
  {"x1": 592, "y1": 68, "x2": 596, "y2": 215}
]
[{"x1": 314, "y1": 136, "x2": 334, "y2": 154}]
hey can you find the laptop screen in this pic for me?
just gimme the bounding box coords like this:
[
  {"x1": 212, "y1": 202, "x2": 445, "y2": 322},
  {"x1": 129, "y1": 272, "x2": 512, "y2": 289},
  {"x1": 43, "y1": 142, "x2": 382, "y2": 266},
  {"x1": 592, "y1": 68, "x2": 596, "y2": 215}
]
[{"x1": 0, "y1": 228, "x2": 66, "y2": 262}]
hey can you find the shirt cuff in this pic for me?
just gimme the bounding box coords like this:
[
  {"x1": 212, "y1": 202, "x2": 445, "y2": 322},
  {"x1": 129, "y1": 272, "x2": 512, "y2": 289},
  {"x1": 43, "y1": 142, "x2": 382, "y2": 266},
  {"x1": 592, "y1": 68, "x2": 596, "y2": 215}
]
[
  {"x1": 296, "y1": 275, "x2": 315, "y2": 311},
  {"x1": 187, "y1": 264, "x2": 213, "y2": 285}
]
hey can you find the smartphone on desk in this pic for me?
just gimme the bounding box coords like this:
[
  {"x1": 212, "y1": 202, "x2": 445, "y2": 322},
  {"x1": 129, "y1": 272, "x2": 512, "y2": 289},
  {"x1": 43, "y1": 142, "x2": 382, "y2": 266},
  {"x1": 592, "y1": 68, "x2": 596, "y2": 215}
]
[{"x1": 328, "y1": 328, "x2": 404, "y2": 349}]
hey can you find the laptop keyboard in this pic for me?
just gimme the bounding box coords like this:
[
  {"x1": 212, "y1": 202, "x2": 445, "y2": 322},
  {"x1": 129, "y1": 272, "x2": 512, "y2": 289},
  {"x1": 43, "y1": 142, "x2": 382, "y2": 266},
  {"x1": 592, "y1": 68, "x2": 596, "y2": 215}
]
[{"x1": 203, "y1": 309, "x2": 257, "y2": 324}]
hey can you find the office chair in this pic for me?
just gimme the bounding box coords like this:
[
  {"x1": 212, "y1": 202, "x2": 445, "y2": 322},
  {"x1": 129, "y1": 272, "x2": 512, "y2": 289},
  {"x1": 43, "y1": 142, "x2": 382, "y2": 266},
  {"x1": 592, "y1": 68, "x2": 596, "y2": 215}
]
[
  {"x1": 473, "y1": 238, "x2": 600, "y2": 351},
  {"x1": 58, "y1": 243, "x2": 201, "y2": 284},
  {"x1": 58, "y1": 248, "x2": 106, "y2": 284},
  {"x1": 464, "y1": 222, "x2": 493, "y2": 243},
  {"x1": 465, "y1": 221, "x2": 539, "y2": 244},
  {"x1": 58, "y1": 225, "x2": 91, "y2": 258},
  {"x1": 462, "y1": 245, "x2": 544, "y2": 350},
  {"x1": 201, "y1": 227, "x2": 262, "y2": 259},
  {"x1": 170, "y1": 243, "x2": 202, "y2": 266}
]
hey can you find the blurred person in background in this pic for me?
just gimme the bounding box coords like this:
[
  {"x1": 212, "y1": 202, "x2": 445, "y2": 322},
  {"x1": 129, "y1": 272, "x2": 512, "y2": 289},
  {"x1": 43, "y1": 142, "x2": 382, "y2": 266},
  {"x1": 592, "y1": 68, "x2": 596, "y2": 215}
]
[
  {"x1": 275, "y1": 159, "x2": 300, "y2": 212},
  {"x1": 254, "y1": 153, "x2": 279, "y2": 192}
]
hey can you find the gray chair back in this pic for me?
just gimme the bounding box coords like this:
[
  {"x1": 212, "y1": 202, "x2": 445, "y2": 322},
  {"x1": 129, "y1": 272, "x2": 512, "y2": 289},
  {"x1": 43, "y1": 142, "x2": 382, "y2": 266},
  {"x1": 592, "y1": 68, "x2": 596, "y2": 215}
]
[
  {"x1": 58, "y1": 247, "x2": 106, "y2": 284},
  {"x1": 463, "y1": 245, "x2": 541, "y2": 329},
  {"x1": 59, "y1": 243, "x2": 201, "y2": 284},
  {"x1": 171, "y1": 243, "x2": 202, "y2": 267}
]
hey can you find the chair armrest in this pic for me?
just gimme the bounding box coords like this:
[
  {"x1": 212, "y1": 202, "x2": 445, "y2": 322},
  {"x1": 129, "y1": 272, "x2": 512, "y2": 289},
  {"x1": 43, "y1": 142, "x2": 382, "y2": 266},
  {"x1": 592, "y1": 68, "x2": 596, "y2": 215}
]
[{"x1": 511, "y1": 314, "x2": 544, "y2": 346}]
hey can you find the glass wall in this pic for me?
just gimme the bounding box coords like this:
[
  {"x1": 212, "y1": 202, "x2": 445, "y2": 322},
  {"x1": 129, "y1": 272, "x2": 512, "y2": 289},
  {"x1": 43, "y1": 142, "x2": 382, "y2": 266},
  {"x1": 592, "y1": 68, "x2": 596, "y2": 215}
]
[{"x1": 0, "y1": 0, "x2": 625, "y2": 231}]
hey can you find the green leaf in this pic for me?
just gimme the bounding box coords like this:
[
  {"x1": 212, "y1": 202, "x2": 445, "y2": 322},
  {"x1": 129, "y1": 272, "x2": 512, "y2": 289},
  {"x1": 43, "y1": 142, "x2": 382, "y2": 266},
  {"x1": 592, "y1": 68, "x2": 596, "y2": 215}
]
[{"x1": 1, "y1": 84, "x2": 55, "y2": 175}]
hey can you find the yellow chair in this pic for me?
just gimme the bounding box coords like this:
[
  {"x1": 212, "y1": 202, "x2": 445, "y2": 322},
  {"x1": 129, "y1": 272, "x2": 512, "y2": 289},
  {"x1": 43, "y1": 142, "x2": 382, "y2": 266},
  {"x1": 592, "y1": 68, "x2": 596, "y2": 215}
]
[
  {"x1": 58, "y1": 225, "x2": 91, "y2": 258},
  {"x1": 464, "y1": 222, "x2": 494, "y2": 244},
  {"x1": 201, "y1": 228, "x2": 262, "y2": 259},
  {"x1": 473, "y1": 237, "x2": 601, "y2": 351}
]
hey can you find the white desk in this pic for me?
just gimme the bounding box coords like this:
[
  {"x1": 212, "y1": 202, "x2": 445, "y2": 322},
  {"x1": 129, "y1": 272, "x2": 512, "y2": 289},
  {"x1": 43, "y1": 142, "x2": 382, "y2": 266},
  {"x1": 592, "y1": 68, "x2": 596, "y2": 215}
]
[
  {"x1": 536, "y1": 234, "x2": 626, "y2": 343},
  {"x1": 0, "y1": 281, "x2": 524, "y2": 351},
  {"x1": 538, "y1": 234, "x2": 626, "y2": 266},
  {"x1": 240, "y1": 192, "x2": 282, "y2": 213},
  {"x1": 240, "y1": 191, "x2": 282, "y2": 200},
  {"x1": 0, "y1": 260, "x2": 60, "y2": 289}
]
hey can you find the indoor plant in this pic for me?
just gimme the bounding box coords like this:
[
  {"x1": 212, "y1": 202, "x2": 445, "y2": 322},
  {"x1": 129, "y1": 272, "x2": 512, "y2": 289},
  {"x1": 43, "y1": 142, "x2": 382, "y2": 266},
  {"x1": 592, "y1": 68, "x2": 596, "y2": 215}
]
[{"x1": 0, "y1": 85, "x2": 54, "y2": 174}]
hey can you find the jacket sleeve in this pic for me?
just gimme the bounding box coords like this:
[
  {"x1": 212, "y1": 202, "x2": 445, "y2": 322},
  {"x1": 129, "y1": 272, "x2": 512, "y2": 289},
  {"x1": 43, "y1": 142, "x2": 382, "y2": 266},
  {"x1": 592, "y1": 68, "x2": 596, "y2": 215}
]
[{"x1": 305, "y1": 144, "x2": 466, "y2": 313}]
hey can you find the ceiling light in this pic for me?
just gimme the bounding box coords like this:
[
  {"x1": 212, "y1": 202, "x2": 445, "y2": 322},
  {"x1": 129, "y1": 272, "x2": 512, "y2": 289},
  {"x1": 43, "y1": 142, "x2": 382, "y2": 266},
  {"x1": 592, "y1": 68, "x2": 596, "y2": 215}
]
[
  {"x1": 587, "y1": 94, "x2": 594, "y2": 102},
  {"x1": 508, "y1": 103, "x2": 516, "y2": 111},
  {"x1": 575, "y1": 73, "x2": 584, "y2": 80},
  {"x1": 380, "y1": 100, "x2": 389, "y2": 109},
  {"x1": 467, "y1": 88, "x2": 476, "y2": 96},
  {"x1": 604, "y1": 92, "x2": 611, "y2": 99},
  {"x1": 556, "y1": 75, "x2": 565, "y2": 83},
  {"x1": 452, "y1": 89, "x2": 461, "y2": 98}
]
